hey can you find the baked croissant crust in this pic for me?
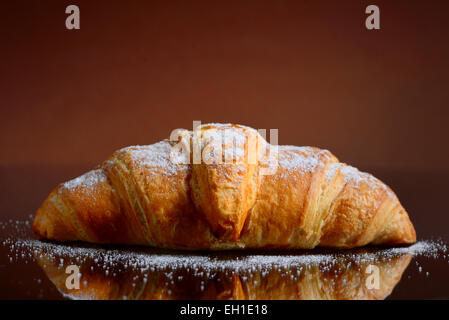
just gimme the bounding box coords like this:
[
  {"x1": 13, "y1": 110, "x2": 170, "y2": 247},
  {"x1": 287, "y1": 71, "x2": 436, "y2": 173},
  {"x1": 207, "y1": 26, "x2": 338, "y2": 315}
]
[{"x1": 33, "y1": 123, "x2": 416, "y2": 249}]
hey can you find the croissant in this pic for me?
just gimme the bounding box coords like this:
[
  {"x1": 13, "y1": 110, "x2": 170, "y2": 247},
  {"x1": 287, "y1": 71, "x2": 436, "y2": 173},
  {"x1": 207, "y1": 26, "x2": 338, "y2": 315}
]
[{"x1": 33, "y1": 123, "x2": 416, "y2": 249}]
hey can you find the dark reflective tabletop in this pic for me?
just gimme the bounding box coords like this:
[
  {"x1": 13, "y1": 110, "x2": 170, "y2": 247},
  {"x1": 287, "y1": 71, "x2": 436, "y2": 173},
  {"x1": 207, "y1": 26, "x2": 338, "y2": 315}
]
[{"x1": 1, "y1": 166, "x2": 449, "y2": 299}]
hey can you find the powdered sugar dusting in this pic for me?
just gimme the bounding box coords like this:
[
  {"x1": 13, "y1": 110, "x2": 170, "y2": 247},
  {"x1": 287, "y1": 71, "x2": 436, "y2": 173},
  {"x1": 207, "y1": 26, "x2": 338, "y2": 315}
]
[
  {"x1": 340, "y1": 165, "x2": 371, "y2": 186},
  {"x1": 198, "y1": 126, "x2": 248, "y2": 162},
  {"x1": 2, "y1": 220, "x2": 448, "y2": 300},
  {"x1": 122, "y1": 141, "x2": 186, "y2": 176},
  {"x1": 194, "y1": 123, "x2": 267, "y2": 164},
  {"x1": 278, "y1": 146, "x2": 324, "y2": 172},
  {"x1": 339, "y1": 165, "x2": 396, "y2": 198},
  {"x1": 325, "y1": 163, "x2": 341, "y2": 181},
  {"x1": 4, "y1": 219, "x2": 446, "y2": 270},
  {"x1": 59, "y1": 169, "x2": 107, "y2": 193},
  {"x1": 325, "y1": 163, "x2": 396, "y2": 199},
  {"x1": 2, "y1": 219, "x2": 448, "y2": 271},
  {"x1": 7, "y1": 238, "x2": 336, "y2": 271}
]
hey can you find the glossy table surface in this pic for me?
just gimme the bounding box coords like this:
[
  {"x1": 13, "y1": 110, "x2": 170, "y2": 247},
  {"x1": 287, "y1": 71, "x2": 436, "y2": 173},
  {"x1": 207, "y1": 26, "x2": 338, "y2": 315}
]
[{"x1": 1, "y1": 165, "x2": 448, "y2": 299}]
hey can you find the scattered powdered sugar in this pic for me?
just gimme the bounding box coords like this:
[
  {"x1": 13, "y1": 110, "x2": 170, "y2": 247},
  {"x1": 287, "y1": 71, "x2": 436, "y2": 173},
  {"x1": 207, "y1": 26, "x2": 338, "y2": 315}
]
[
  {"x1": 378, "y1": 241, "x2": 447, "y2": 257},
  {"x1": 0, "y1": 218, "x2": 32, "y2": 239},
  {"x1": 2, "y1": 220, "x2": 448, "y2": 299},
  {"x1": 3, "y1": 231, "x2": 447, "y2": 274},
  {"x1": 4, "y1": 218, "x2": 446, "y2": 272},
  {"x1": 59, "y1": 169, "x2": 107, "y2": 193}
]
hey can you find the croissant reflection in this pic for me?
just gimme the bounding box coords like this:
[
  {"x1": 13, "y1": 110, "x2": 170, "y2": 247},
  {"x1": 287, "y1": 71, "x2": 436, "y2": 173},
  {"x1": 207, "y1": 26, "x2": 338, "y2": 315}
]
[{"x1": 33, "y1": 243, "x2": 411, "y2": 300}]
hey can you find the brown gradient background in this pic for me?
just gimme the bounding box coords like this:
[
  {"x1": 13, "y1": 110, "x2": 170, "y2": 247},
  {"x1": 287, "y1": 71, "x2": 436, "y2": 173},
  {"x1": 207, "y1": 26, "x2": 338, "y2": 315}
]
[
  {"x1": 0, "y1": 1, "x2": 449, "y2": 237},
  {"x1": 2, "y1": 1, "x2": 449, "y2": 301},
  {"x1": 1, "y1": 0, "x2": 448, "y2": 169}
]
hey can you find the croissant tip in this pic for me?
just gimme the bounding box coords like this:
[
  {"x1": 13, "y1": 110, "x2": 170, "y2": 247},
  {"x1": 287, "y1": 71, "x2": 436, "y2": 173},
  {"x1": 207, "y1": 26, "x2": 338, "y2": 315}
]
[
  {"x1": 403, "y1": 215, "x2": 417, "y2": 244},
  {"x1": 389, "y1": 220, "x2": 417, "y2": 246},
  {"x1": 32, "y1": 210, "x2": 46, "y2": 239}
]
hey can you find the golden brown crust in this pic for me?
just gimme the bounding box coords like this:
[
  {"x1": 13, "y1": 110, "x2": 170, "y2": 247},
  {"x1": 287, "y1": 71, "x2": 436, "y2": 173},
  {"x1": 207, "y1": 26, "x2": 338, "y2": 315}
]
[{"x1": 33, "y1": 123, "x2": 416, "y2": 249}]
